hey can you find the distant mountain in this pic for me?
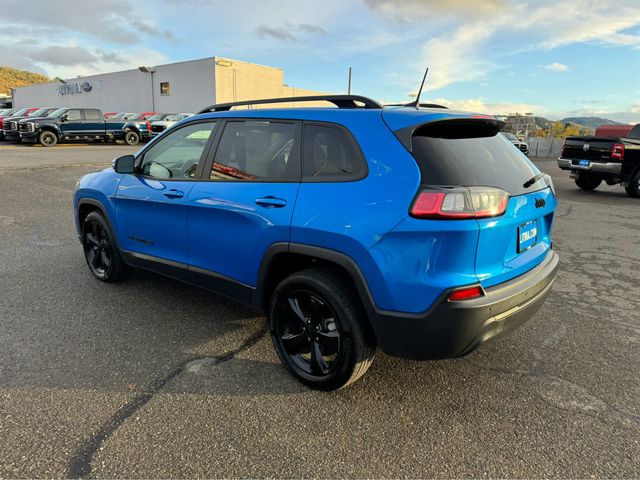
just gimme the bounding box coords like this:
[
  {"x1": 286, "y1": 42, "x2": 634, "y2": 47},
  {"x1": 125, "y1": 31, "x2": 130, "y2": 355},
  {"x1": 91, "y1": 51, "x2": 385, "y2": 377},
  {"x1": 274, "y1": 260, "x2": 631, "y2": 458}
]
[
  {"x1": 0, "y1": 66, "x2": 49, "y2": 95},
  {"x1": 559, "y1": 117, "x2": 626, "y2": 130}
]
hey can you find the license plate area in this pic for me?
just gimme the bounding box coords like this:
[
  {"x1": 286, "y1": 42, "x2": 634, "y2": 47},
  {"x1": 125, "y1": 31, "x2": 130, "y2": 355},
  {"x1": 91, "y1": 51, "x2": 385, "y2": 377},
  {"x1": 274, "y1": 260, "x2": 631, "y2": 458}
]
[
  {"x1": 518, "y1": 220, "x2": 538, "y2": 253},
  {"x1": 578, "y1": 159, "x2": 590, "y2": 167}
]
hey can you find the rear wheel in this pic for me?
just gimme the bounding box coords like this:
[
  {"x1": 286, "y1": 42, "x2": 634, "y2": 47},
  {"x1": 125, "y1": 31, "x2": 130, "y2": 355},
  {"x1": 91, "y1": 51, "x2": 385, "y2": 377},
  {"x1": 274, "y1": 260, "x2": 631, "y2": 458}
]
[
  {"x1": 39, "y1": 131, "x2": 58, "y2": 147},
  {"x1": 625, "y1": 170, "x2": 640, "y2": 198},
  {"x1": 124, "y1": 130, "x2": 140, "y2": 146},
  {"x1": 269, "y1": 268, "x2": 376, "y2": 390},
  {"x1": 82, "y1": 211, "x2": 130, "y2": 282},
  {"x1": 575, "y1": 173, "x2": 602, "y2": 191}
]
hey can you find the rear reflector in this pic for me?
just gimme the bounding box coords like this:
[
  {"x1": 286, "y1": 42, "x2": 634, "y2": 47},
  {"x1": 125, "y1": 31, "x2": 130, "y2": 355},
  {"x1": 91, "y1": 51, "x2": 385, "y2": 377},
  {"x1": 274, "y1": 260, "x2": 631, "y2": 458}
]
[
  {"x1": 611, "y1": 143, "x2": 625, "y2": 160},
  {"x1": 411, "y1": 186, "x2": 509, "y2": 220},
  {"x1": 448, "y1": 286, "x2": 484, "y2": 301}
]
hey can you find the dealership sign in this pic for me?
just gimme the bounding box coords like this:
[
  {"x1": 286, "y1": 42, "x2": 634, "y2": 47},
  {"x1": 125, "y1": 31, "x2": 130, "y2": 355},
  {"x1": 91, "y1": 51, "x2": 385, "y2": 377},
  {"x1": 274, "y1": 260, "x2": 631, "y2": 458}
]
[{"x1": 58, "y1": 81, "x2": 93, "y2": 95}]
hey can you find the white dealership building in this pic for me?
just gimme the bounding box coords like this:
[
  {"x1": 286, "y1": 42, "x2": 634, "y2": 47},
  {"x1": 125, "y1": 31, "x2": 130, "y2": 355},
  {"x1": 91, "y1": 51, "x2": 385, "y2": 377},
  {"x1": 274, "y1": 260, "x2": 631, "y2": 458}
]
[{"x1": 12, "y1": 57, "x2": 327, "y2": 113}]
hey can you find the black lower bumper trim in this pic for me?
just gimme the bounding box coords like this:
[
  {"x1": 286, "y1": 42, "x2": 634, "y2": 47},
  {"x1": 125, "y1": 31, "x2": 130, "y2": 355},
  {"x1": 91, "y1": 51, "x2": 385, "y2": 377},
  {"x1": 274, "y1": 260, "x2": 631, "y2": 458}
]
[{"x1": 375, "y1": 251, "x2": 559, "y2": 360}]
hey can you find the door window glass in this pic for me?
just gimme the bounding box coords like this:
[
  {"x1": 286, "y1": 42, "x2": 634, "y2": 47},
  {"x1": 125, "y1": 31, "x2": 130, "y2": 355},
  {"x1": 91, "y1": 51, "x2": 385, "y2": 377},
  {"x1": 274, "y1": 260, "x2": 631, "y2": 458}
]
[
  {"x1": 140, "y1": 122, "x2": 216, "y2": 179},
  {"x1": 66, "y1": 110, "x2": 82, "y2": 121},
  {"x1": 210, "y1": 120, "x2": 299, "y2": 181}
]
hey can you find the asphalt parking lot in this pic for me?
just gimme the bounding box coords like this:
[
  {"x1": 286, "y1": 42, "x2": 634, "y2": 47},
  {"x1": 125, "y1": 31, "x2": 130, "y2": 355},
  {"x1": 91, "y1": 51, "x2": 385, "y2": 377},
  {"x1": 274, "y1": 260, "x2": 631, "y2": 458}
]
[{"x1": 0, "y1": 144, "x2": 638, "y2": 478}]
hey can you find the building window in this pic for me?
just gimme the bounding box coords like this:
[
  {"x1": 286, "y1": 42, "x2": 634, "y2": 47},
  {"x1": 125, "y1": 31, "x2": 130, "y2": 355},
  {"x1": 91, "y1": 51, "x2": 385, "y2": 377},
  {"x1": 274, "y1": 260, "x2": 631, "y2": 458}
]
[{"x1": 160, "y1": 82, "x2": 170, "y2": 95}]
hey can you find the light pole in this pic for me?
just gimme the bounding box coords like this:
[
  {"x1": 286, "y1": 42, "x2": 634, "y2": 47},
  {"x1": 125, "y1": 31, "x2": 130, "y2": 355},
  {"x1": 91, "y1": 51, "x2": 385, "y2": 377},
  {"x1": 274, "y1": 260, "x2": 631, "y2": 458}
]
[{"x1": 138, "y1": 66, "x2": 156, "y2": 111}]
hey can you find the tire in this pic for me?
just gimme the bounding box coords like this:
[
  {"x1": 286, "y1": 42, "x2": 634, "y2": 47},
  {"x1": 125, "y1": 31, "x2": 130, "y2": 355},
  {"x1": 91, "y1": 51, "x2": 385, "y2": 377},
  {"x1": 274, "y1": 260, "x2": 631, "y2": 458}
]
[
  {"x1": 38, "y1": 130, "x2": 58, "y2": 147},
  {"x1": 124, "y1": 130, "x2": 140, "y2": 146},
  {"x1": 575, "y1": 173, "x2": 602, "y2": 191},
  {"x1": 269, "y1": 268, "x2": 376, "y2": 391},
  {"x1": 625, "y1": 170, "x2": 640, "y2": 198},
  {"x1": 81, "y1": 211, "x2": 130, "y2": 282}
]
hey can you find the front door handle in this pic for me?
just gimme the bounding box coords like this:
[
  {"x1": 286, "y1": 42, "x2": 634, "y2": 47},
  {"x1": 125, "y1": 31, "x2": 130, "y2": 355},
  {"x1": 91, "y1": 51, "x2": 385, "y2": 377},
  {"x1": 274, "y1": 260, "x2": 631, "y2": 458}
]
[
  {"x1": 163, "y1": 189, "x2": 184, "y2": 199},
  {"x1": 255, "y1": 196, "x2": 287, "y2": 208}
]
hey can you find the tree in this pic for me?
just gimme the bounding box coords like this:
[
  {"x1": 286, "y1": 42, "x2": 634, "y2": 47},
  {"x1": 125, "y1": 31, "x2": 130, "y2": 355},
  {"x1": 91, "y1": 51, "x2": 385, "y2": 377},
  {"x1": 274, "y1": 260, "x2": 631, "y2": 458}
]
[{"x1": 0, "y1": 66, "x2": 50, "y2": 95}]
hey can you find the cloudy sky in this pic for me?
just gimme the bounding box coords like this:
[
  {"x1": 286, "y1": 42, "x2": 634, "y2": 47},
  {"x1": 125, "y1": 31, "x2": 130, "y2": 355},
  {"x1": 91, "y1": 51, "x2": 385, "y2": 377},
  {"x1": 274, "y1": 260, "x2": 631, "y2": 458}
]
[{"x1": 1, "y1": 0, "x2": 639, "y2": 121}]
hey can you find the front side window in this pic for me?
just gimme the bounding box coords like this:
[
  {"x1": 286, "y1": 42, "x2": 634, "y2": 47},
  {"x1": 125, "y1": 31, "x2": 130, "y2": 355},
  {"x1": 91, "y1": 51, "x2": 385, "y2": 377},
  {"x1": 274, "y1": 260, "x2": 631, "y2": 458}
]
[
  {"x1": 140, "y1": 121, "x2": 216, "y2": 179},
  {"x1": 302, "y1": 124, "x2": 365, "y2": 180},
  {"x1": 65, "y1": 110, "x2": 82, "y2": 121},
  {"x1": 210, "y1": 120, "x2": 299, "y2": 181}
]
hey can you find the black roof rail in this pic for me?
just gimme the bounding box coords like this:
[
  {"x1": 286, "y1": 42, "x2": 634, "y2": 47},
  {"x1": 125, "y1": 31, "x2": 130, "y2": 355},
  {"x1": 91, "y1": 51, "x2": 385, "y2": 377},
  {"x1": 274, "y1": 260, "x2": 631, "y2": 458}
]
[
  {"x1": 197, "y1": 95, "x2": 383, "y2": 114},
  {"x1": 384, "y1": 102, "x2": 449, "y2": 109}
]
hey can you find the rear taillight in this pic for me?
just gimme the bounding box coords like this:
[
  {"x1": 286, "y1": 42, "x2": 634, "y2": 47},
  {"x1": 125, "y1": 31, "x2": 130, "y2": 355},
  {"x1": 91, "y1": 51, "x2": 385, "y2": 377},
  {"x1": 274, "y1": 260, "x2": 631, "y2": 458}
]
[
  {"x1": 448, "y1": 285, "x2": 484, "y2": 301},
  {"x1": 611, "y1": 143, "x2": 624, "y2": 160},
  {"x1": 145, "y1": 121, "x2": 151, "y2": 132},
  {"x1": 561, "y1": 139, "x2": 567, "y2": 157},
  {"x1": 411, "y1": 187, "x2": 509, "y2": 220}
]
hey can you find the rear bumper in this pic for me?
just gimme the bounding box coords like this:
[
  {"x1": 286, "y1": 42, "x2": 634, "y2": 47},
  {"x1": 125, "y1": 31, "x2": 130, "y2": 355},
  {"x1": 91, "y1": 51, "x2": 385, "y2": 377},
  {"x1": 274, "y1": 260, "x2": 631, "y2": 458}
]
[
  {"x1": 557, "y1": 158, "x2": 622, "y2": 174},
  {"x1": 375, "y1": 250, "x2": 559, "y2": 360}
]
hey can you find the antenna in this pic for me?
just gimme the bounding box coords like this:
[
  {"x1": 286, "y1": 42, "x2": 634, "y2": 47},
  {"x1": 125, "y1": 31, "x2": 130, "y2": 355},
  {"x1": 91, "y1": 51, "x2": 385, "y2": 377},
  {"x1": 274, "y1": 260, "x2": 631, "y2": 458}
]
[
  {"x1": 347, "y1": 67, "x2": 352, "y2": 94},
  {"x1": 407, "y1": 67, "x2": 429, "y2": 109}
]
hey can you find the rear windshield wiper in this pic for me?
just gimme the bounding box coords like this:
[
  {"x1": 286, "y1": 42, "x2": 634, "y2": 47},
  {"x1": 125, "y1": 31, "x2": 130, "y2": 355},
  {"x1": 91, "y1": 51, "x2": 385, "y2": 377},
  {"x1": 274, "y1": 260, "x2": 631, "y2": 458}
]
[{"x1": 523, "y1": 172, "x2": 545, "y2": 188}]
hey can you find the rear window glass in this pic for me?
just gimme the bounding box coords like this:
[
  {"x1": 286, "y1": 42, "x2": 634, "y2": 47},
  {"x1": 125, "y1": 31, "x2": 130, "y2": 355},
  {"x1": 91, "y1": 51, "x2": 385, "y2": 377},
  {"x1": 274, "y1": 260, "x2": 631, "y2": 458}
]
[{"x1": 411, "y1": 123, "x2": 545, "y2": 195}]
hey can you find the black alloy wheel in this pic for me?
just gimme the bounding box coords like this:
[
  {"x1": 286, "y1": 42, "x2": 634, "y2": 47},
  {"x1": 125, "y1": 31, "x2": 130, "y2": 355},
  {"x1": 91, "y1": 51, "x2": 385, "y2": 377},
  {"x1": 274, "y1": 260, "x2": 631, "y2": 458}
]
[
  {"x1": 83, "y1": 218, "x2": 113, "y2": 279},
  {"x1": 270, "y1": 268, "x2": 376, "y2": 390},
  {"x1": 276, "y1": 290, "x2": 342, "y2": 377},
  {"x1": 82, "y1": 211, "x2": 129, "y2": 282}
]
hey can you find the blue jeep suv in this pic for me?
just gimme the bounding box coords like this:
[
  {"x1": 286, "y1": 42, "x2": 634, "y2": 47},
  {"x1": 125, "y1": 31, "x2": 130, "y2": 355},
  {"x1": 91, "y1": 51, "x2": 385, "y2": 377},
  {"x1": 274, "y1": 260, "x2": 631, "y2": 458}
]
[{"x1": 74, "y1": 95, "x2": 558, "y2": 390}]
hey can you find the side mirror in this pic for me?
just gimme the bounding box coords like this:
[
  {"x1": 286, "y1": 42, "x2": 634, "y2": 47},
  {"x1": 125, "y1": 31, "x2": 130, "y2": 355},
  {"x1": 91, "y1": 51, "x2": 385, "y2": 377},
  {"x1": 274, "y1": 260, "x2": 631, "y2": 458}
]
[
  {"x1": 112, "y1": 155, "x2": 135, "y2": 174},
  {"x1": 60, "y1": 114, "x2": 68, "y2": 122}
]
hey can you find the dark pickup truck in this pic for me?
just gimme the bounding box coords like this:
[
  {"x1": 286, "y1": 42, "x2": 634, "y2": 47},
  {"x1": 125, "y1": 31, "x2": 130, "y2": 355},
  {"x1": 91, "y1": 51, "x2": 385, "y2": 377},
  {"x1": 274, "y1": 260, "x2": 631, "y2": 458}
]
[
  {"x1": 558, "y1": 124, "x2": 640, "y2": 197},
  {"x1": 3, "y1": 107, "x2": 59, "y2": 142},
  {"x1": 19, "y1": 108, "x2": 145, "y2": 147}
]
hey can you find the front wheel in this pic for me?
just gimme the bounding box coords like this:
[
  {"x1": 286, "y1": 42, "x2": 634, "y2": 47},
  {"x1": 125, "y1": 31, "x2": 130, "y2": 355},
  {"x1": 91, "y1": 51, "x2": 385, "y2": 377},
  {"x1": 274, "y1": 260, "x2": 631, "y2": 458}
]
[
  {"x1": 124, "y1": 130, "x2": 140, "y2": 146},
  {"x1": 82, "y1": 211, "x2": 130, "y2": 282},
  {"x1": 269, "y1": 268, "x2": 376, "y2": 390},
  {"x1": 38, "y1": 131, "x2": 58, "y2": 147},
  {"x1": 575, "y1": 173, "x2": 602, "y2": 191},
  {"x1": 625, "y1": 170, "x2": 640, "y2": 198}
]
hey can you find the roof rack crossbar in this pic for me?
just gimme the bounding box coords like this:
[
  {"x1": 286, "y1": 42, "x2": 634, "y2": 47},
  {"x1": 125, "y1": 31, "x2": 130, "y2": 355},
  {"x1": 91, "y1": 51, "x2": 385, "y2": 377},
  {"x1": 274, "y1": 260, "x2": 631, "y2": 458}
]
[{"x1": 197, "y1": 95, "x2": 382, "y2": 114}]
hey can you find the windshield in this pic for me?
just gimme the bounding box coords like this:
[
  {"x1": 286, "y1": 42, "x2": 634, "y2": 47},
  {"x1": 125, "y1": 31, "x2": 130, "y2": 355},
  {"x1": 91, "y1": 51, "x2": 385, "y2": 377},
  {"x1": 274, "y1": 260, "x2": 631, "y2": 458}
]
[
  {"x1": 47, "y1": 109, "x2": 67, "y2": 118},
  {"x1": 110, "y1": 112, "x2": 126, "y2": 119},
  {"x1": 127, "y1": 114, "x2": 143, "y2": 121},
  {"x1": 165, "y1": 114, "x2": 186, "y2": 121},
  {"x1": 28, "y1": 108, "x2": 49, "y2": 117},
  {"x1": 411, "y1": 123, "x2": 547, "y2": 195},
  {"x1": 12, "y1": 108, "x2": 29, "y2": 116},
  {"x1": 123, "y1": 113, "x2": 138, "y2": 119},
  {"x1": 147, "y1": 114, "x2": 167, "y2": 121},
  {"x1": 500, "y1": 132, "x2": 518, "y2": 141}
]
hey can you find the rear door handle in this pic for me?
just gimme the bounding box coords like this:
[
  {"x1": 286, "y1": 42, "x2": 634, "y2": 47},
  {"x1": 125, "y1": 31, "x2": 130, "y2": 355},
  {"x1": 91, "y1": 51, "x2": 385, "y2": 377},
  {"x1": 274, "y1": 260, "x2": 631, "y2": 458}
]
[
  {"x1": 163, "y1": 189, "x2": 184, "y2": 199},
  {"x1": 255, "y1": 196, "x2": 287, "y2": 208}
]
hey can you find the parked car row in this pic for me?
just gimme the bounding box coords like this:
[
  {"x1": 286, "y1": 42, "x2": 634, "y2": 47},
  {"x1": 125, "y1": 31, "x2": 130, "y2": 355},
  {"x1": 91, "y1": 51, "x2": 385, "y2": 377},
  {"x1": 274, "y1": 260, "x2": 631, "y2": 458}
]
[{"x1": 0, "y1": 107, "x2": 193, "y2": 147}]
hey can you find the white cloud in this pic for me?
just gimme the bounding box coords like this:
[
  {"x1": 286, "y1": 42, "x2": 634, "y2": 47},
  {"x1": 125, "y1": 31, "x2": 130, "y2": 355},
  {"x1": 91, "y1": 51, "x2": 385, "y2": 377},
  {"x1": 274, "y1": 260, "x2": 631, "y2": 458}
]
[
  {"x1": 379, "y1": 0, "x2": 640, "y2": 91},
  {"x1": 544, "y1": 62, "x2": 569, "y2": 72},
  {"x1": 427, "y1": 97, "x2": 540, "y2": 115}
]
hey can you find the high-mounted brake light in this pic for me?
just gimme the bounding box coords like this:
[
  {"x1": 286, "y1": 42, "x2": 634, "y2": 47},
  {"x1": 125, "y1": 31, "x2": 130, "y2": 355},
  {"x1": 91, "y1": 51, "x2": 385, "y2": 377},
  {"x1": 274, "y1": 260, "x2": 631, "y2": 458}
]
[
  {"x1": 611, "y1": 143, "x2": 624, "y2": 160},
  {"x1": 411, "y1": 187, "x2": 509, "y2": 220},
  {"x1": 448, "y1": 285, "x2": 484, "y2": 301}
]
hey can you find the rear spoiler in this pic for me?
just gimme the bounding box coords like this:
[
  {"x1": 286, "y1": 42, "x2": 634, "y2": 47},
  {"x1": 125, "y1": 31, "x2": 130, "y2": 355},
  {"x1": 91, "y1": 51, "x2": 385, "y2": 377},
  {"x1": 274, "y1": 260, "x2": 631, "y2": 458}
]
[{"x1": 392, "y1": 116, "x2": 505, "y2": 152}]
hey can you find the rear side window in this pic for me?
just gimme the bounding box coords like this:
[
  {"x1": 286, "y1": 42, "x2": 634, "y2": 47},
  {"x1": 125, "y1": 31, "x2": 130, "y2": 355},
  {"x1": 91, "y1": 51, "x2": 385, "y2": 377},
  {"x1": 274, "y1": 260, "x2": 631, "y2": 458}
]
[
  {"x1": 411, "y1": 122, "x2": 544, "y2": 195},
  {"x1": 83, "y1": 109, "x2": 101, "y2": 120},
  {"x1": 302, "y1": 124, "x2": 365, "y2": 180},
  {"x1": 210, "y1": 120, "x2": 299, "y2": 181}
]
